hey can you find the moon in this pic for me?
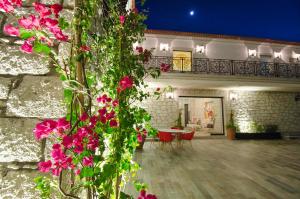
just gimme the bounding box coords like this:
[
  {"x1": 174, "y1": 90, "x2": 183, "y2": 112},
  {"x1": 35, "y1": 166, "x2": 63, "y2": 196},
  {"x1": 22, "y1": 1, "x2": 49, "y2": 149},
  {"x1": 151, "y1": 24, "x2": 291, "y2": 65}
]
[{"x1": 190, "y1": 10, "x2": 195, "y2": 16}]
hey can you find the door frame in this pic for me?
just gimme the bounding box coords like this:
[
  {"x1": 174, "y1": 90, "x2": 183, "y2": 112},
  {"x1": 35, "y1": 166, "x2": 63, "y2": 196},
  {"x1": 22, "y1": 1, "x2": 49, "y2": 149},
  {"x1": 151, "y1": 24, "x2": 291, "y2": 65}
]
[{"x1": 178, "y1": 96, "x2": 225, "y2": 135}]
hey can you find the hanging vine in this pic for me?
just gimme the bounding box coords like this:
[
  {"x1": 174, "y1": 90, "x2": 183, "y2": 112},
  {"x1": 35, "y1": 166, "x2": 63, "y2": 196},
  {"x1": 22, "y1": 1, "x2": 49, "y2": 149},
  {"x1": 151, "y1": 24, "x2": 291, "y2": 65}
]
[{"x1": 1, "y1": 0, "x2": 165, "y2": 198}]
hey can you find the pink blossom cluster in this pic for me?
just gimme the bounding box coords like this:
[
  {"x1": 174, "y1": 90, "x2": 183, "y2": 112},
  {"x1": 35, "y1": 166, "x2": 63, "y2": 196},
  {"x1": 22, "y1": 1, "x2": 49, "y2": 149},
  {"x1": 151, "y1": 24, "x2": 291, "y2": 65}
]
[
  {"x1": 136, "y1": 128, "x2": 147, "y2": 143},
  {"x1": 34, "y1": 118, "x2": 70, "y2": 141},
  {"x1": 160, "y1": 63, "x2": 171, "y2": 72},
  {"x1": 138, "y1": 190, "x2": 157, "y2": 199},
  {"x1": 39, "y1": 144, "x2": 75, "y2": 176},
  {"x1": 119, "y1": 15, "x2": 125, "y2": 25},
  {"x1": 117, "y1": 76, "x2": 134, "y2": 93},
  {"x1": 35, "y1": 94, "x2": 122, "y2": 176},
  {"x1": 0, "y1": 0, "x2": 22, "y2": 13},
  {"x1": 135, "y1": 46, "x2": 152, "y2": 63},
  {"x1": 2, "y1": 1, "x2": 67, "y2": 53}
]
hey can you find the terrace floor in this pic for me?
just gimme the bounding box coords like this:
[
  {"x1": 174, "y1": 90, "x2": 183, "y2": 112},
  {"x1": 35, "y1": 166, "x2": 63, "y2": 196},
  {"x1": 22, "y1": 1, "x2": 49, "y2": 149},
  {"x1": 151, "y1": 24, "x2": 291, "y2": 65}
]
[{"x1": 126, "y1": 138, "x2": 300, "y2": 199}]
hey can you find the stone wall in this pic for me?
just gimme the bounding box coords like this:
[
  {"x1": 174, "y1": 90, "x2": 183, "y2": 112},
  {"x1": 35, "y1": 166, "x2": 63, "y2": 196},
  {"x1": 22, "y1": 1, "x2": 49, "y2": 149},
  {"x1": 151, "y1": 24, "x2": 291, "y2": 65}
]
[
  {"x1": 143, "y1": 88, "x2": 300, "y2": 135},
  {"x1": 231, "y1": 91, "x2": 300, "y2": 134},
  {"x1": 142, "y1": 89, "x2": 230, "y2": 129},
  {"x1": 0, "y1": 1, "x2": 73, "y2": 198}
]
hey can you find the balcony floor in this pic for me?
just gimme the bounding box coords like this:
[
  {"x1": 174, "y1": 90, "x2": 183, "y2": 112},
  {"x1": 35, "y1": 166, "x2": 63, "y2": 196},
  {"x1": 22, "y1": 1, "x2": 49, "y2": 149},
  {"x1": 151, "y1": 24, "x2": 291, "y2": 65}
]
[{"x1": 126, "y1": 139, "x2": 300, "y2": 199}]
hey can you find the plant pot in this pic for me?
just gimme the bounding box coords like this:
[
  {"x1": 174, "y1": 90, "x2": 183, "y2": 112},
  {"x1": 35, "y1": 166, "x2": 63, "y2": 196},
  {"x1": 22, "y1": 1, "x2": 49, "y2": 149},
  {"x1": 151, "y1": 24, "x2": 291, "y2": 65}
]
[
  {"x1": 227, "y1": 128, "x2": 236, "y2": 140},
  {"x1": 235, "y1": 132, "x2": 281, "y2": 140},
  {"x1": 136, "y1": 135, "x2": 146, "y2": 150},
  {"x1": 171, "y1": 126, "x2": 184, "y2": 130}
]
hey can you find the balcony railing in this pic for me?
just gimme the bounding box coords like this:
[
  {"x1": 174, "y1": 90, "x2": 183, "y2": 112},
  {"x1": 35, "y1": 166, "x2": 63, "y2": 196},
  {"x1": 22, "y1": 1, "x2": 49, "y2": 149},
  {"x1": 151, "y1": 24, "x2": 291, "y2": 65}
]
[{"x1": 145, "y1": 56, "x2": 300, "y2": 78}]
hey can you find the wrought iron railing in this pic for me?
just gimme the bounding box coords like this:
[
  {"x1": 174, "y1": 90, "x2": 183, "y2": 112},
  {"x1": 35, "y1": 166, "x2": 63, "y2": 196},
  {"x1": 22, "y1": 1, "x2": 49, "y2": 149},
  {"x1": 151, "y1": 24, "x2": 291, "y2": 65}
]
[{"x1": 145, "y1": 56, "x2": 300, "y2": 78}]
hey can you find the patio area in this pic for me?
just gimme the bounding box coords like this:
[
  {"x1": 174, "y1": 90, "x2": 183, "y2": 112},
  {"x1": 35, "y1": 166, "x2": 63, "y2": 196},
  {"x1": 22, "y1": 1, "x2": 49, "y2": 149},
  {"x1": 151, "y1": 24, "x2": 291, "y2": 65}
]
[{"x1": 127, "y1": 139, "x2": 300, "y2": 199}]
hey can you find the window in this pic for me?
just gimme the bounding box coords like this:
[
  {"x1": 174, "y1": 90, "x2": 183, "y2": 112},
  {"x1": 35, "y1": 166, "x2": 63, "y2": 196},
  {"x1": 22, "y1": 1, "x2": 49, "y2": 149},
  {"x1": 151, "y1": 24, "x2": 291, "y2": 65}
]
[{"x1": 173, "y1": 51, "x2": 192, "y2": 71}]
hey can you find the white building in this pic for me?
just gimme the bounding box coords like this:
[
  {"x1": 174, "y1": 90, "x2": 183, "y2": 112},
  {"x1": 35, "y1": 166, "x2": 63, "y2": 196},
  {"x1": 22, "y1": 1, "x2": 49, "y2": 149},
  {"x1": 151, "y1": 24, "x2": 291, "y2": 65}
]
[{"x1": 141, "y1": 29, "x2": 300, "y2": 136}]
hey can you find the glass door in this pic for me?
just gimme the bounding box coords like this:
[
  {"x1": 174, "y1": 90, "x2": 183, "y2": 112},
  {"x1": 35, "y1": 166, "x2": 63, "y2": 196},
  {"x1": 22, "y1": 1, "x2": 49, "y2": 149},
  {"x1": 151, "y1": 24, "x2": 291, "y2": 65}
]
[{"x1": 173, "y1": 51, "x2": 192, "y2": 71}]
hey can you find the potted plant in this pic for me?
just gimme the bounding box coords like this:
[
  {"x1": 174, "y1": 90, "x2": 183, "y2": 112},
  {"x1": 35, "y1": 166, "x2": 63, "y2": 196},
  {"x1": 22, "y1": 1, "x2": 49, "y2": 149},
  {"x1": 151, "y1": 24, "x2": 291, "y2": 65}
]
[
  {"x1": 136, "y1": 126, "x2": 158, "y2": 150},
  {"x1": 226, "y1": 111, "x2": 237, "y2": 140},
  {"x1": 172, "y1": 111, "x2": 184, "y2": 130}
]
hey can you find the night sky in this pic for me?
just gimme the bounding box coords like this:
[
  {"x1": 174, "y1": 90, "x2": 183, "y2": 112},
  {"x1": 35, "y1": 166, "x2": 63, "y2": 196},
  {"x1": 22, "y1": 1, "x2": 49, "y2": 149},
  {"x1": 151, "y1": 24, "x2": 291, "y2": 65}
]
[{"x1": 138, "y1": 0, "x2": 300, "y2": 42}]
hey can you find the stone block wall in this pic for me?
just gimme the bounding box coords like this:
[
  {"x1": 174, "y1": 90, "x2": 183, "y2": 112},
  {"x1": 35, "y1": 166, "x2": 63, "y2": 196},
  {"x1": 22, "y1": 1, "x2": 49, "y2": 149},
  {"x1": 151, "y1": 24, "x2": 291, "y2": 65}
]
[
  {"x1": 143, "y1": 88, "x2": 300, "y2": 135},
  {"x1": 142, "y1": 89, "x2": 229, "y2": 129},
  {"x1": 0, "y1": 1, "x2": 73, "y2": 198},
  {"x1": 231, "y1": 91, "x2": 300, "y2": 134}
]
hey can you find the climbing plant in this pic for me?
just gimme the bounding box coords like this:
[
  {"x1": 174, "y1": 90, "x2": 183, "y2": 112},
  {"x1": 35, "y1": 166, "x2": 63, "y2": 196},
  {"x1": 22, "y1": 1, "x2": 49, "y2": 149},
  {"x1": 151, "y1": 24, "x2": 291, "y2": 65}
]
[{"x1": 1, "y1": 0, "x2": 167, "y2": 198}]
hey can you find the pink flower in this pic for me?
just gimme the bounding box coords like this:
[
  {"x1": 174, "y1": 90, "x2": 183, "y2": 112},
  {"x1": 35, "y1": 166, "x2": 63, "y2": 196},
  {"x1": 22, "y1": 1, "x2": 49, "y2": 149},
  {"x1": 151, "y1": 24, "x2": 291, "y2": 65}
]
[
  {"x1": 33, "y1": 2, "x2": 51, "y2": 18},
  {"x1": 138, "y1": 190, "x2": 157, "y2": 199},
  {"x1": 38, "y1": 160, "x2": 52, "y2": 173},
  {"x1": 18, "y1": 15, "x2": 40, "y2": 30},
  {"x1": 3, "y1": 24, "x2": 19, "y2": 36},
  {"x1": 62, "y1": 135, "x2": 73, "y2": 149},
  {"x1": 82, "y1": 156, "x2": 93, "y2": 167},
  {"x1": 106, "y1": 111, "x2": 115, "y2": 120},
  {"x1": 74, "y1": 144, "x2": 84, "y2": 154},
  {"x1": 97, "y1": 94, "x2": 110, "y2": 103},
  {"x1": 50, "y1": 4, "x2": 63, "y2": 18},
  {"x1": 118, "y1": 76, "x2": 133, "y2": 92},
  {"x1": 80, "y1": 45, "x2": 91, "y2": 52},
  {"x1": 160, "y1": 63, "x2": 171, "y2": 72},
  {"x1": 51, "y1": 167, "x2": 62, "y2": 176},
  {"x1": 80, "y1": 112, "x2": 89, "y2": 121},
  {"x1": 34, "y1": 119, "x2": 57, "y2": 140},
  {"x1": 112, "y1": 99, "x2": 119, "y2": 107},
  {"x1": 52, "y1": 28, "x2": 68, "y2": 41},
  {"x1": 40, "y1": 17, "x2": 58, "y2": 28},
  {"x1": 137, "y1": 133, "x2": 144, "y2": 143},
  {"x1": 136, "y1": 46, "x2": 143, "y2": 53},
  {"x1": 12, "y1": 0, "x2": 22, "y2": 7},
  {"x1": 51, "y1": 145, "x2": 65, "y2": 161},
  {"x1": 98, "y1": 107, "x2": 107, "y2": 116},
  {"x1": 119, "y1": 15, "x2": 125, "y2": 25},
  {"x1": 100, "y1": 116, "x2": 107, "y2": 124},
  {"x1": 52, "y1": 143, "x2": 61, "y2": 150},
  {"x1": 75, "y1": 169, "x2": 81, "y2": 175},
  {"x1": 0, "y1": 0, "x2": 14, "y2": 13},
  {"x1": 90, "y1": 116, "x2": 98, "y2": 126},
  {"x1": 133, "y1": 8, "x2": 139, "y2": 14},
  {"x1": 56, "y1": 118, "x2": 70, "y2": 134},
  {"x1": 109, "y1": 119, "x2": 118, "y2": 127},
  {"x1": 87, "y1": 136, "x2": 99, "y2": 151}
]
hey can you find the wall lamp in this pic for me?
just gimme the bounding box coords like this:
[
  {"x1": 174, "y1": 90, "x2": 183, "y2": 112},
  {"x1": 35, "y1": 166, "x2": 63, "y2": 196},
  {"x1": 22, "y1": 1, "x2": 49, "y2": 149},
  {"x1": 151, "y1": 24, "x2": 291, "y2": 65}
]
[
  {"x1": 229, "y1": 92, "x2": 238, "y2": 101},
  {"x1": 166, "y1": 92, "x2": 174, "y2": 99},
  {"x1": 274, "y1": 52, "x2": 282, "y2": 59},
  {"x1": 248, "y1": 49, "x2": 257, "y2": 57},
  {"x1": 293, "y1": 53, "x2": 300, "y2": 62},
  {"x1": 160, "y1": 43, "x2": 169, "y2": 51},
  {"x1": 196, "y1": 45, "x2": 205, "y2": 54}
]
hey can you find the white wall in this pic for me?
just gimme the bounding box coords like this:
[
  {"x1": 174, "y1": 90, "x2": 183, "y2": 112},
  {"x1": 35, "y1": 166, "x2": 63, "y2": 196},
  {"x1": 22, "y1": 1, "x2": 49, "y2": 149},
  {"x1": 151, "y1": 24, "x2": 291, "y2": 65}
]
[{"x1": 143, "y1": 34, "x2": 300, "y2": 63}]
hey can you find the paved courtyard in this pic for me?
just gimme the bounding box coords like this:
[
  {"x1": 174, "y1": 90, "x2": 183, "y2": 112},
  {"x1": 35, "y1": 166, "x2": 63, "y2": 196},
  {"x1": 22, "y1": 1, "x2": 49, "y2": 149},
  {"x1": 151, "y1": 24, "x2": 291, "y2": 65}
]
[{"x1": 127, "y1": 139, "x2": 300, "y2": 199}]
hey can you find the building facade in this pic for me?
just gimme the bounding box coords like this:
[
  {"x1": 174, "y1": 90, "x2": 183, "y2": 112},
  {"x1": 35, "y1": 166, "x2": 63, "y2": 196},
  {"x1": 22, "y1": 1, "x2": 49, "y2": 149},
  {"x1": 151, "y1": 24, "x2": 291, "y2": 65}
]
[{"x1": 140, "y1": 30, "x2": 300, "y2": 136}]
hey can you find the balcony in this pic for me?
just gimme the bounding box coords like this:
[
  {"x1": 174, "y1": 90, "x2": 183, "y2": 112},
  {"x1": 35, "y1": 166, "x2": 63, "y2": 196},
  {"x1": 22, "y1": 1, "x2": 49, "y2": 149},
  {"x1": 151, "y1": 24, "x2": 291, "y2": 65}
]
[{"x1": 145, "y1": 56, "x2": 300, "y2": 79}]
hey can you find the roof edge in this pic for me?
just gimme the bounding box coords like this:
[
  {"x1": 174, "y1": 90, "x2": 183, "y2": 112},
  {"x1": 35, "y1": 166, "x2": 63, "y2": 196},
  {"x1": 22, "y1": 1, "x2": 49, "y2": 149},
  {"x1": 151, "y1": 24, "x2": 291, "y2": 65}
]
[{"x1": 145, "y1": 29, "x2": 300, "y2": 46}]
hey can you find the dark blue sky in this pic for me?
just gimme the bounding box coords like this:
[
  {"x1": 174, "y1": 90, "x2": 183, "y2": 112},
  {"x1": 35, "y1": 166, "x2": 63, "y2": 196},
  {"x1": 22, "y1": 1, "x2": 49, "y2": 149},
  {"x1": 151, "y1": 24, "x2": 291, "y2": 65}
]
[{"x1": 139, "y1": 0, "x2": 300, "y2": 42}]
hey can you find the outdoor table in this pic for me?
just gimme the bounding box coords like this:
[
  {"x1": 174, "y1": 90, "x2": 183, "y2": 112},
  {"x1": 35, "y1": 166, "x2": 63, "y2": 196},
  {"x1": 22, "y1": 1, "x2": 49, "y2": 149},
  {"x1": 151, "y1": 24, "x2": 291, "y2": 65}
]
[{"x1": 158, "y1": 128, "x2": 191, "y2": 147}]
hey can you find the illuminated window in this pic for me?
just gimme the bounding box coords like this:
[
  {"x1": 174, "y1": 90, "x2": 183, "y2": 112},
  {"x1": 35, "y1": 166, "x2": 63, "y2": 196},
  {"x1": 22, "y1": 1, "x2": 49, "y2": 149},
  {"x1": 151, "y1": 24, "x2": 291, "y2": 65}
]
[{"x1": 173, "y1": 51, "x2": 192, "y2": 71}]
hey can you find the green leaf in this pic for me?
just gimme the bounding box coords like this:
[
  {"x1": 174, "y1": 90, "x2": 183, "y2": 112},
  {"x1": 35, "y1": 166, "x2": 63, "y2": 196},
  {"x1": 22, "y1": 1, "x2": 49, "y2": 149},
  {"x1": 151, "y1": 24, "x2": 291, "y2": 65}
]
[
  {"x1": 19, "y1": 29, "x2": 35, "y2": 39},
  {"x1": 80, "y1": 167, "x2": 94, "y2": 178},
  {"x1": 34, "y1": 176, "x2": 51, "y2": 199},
  {"x1": 58, "y1": 17, "x2": 69, "y2": 30},
  {"x1": 33, "y1": 42, "x2": 51, "y2": 55},
  {"x1": 120, "y1": 191, "x2": 134, "y2": 199},
  {"x1": 63, "y1": 89, "x2": 73, "y2": 104}
]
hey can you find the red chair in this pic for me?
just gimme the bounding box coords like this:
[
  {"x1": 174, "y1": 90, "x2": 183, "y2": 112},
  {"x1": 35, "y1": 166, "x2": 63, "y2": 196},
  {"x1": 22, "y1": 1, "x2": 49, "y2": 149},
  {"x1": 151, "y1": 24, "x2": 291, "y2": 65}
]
[
  {"x1": 178, "y1": 131, "x2": 195, "y2": 147},
  {"x1": 158, "y1": 131, "x2": 175, "y2": 150},
  {"x1": 171, "y1": 127, "x2": 183, "y2": 130}
]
